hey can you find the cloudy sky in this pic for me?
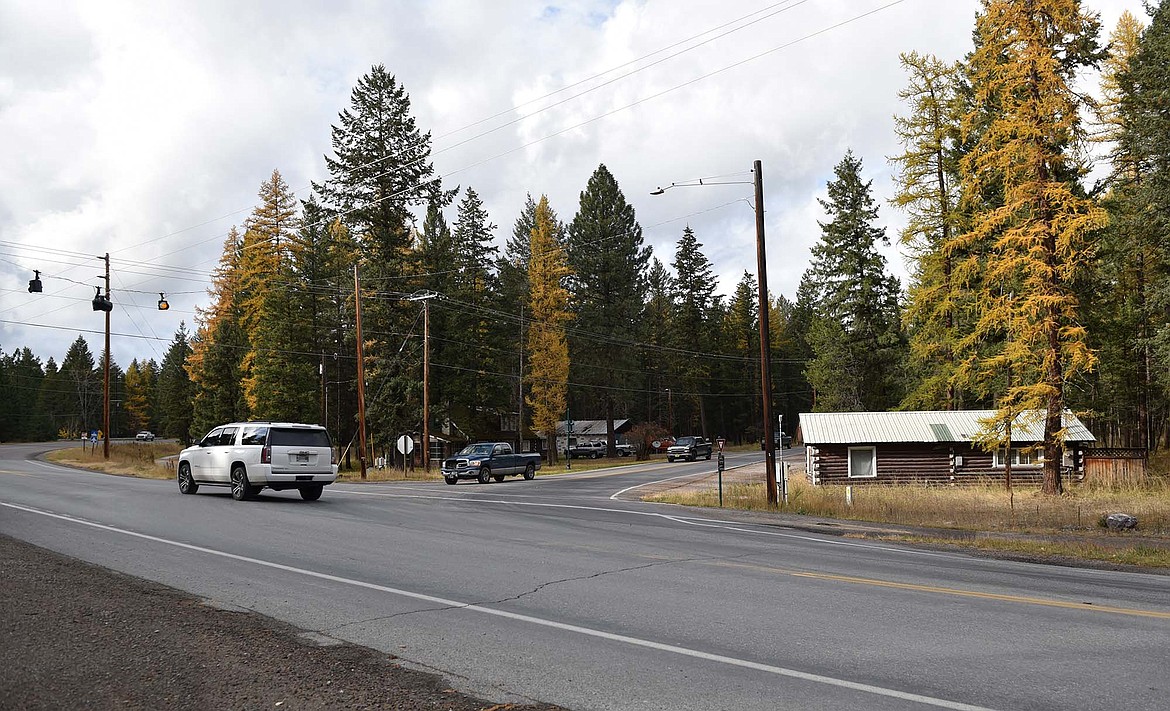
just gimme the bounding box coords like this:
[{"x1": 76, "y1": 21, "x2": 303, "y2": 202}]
[{"x1": 0, "y1": 0, "x2": 1144, "y2": 368}]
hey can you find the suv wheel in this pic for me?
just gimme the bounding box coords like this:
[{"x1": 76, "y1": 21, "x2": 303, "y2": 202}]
[
  {"x1": 230, "y1": 465, "x2": 256, "y2": 501},
  {"x1": 177, "y1": 463, "x2": 198, "y2": 495},
  {"x1": 300, "y1": 484, "x2": 323, "y2": 501}
]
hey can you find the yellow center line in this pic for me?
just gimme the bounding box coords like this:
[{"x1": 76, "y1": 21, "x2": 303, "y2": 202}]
[
  {"x1": 0, "y1": 469, "x2": 34, "y2": 477},
  {"x1": 791, "y1": 571, "x2": 1170, "y2": 620}
]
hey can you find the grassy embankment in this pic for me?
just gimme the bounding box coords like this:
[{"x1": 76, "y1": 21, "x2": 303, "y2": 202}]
[
  {"x1": 46, "y1": 442, "x2": 183, "y2": 480},
  {"x1": 645, "y1": 453, "x2": 1170, "y2": 568}
]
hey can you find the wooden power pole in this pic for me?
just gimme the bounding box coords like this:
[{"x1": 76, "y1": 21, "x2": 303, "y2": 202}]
[{"x1": 353, "y1": 264, "x2": 368, "y2": 480}]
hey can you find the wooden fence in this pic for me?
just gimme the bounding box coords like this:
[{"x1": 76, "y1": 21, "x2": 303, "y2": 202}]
[{"x1": 1082, "y1": 448, "x2": 1148, "y2": 487}]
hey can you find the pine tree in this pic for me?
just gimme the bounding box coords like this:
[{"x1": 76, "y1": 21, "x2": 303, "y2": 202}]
[
  {"x1": 238, "y1": 169, "x2": 317, "y2": 421},
  {"x1": 525, "y1": 196, "x2": 572, "y2": 460},
  {"x1": 1117, "y1": 2, "x2": 1170, "y2": 447},
  {"x1": 891, "y1": 52, "x2": 968, "y2": 410},
  {"x1": 315, "y1": 66, "x2": 442, "y2": 440},
  {"x1": 720, "y1": 272, "x2": 759, "y2": 442},
  {"x1": 58, "y1": 336, "x2": 99, "y2": 436},
  {"x1": 640, "y1": 257, "x2": 675, "y2": 429},
  {"x1": 123, "y1": 359, "x2": 153, "y2": 432},
  {"x1": 157, "y1": 323, "x2": 194, "y2": 443},
  {"x1": 670, "y1": 226, "x2": 717, "y2": 435},
  {"x1": 566, "y1": 164, "x2": 650, "y2": 453},
  {"x1": 957, "y1": 0, "x2": 1106, "y2": 493},
  {"x1": 188, "y1": 228, "x2": 248, "y2": 437},
  {"x1": 802, "y1": 151, "x2": 906, "y2": 412}
]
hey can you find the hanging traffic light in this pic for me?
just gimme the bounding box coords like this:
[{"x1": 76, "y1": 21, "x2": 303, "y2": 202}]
[
  {"x1": 27, "y1": 270, "x2": 42, "y2": 293},
  {"x1": 91, "y1": 286, "x2": 112, "y2": 312},
  {"x1": 157, "y1": 292, "x2": 169, "y2": 311}
]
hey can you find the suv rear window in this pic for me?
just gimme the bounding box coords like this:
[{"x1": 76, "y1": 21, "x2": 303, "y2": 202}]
[
  {"x1": 240, "y1": 426, "x2": 268, "y2": 446},
  {"x1": 269, "y1": 428, "x2": 331, "y2": 448}
]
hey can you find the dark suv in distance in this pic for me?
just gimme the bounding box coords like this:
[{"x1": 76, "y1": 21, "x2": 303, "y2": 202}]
[{"x1": 666, "y1": 436, "x2": 713, "y2": 462}]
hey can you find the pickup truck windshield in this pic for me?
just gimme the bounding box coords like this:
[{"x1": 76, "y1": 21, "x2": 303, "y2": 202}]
[
  {"x1": 675, "y1": 437, "x2": 695, "y2": 446},
  {"x1": 457, "y1": 444, "x2": 494, "y2": 456}
]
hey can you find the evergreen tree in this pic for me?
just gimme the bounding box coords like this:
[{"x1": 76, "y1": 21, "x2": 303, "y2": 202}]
[
  {"x1": 123, "y1": 358, "x2": 153, "y2": 432},
  {"x1": 957, "y1": 0, "x2": 1106, "y2": 493},
  {"x1": 58, "y1": 336, "x2": 100, "y2": 436},
  {"x1": 566, "y1": 164, "x2": 650, "y2": 453},
  {"x1": 720, "y1": 272, "x2": 759, "y2": 442},
  {"x1": 315, "y1": 65, "x2": 442, "y2": 440},
  {"x1": 188, "y1": 228, "x2": 248, "y2": 438},
  {"x1": 238, "y1": 169, "x2": 316, "y2": 421},
  {"x1": 157, "y1": 323, "x2": 194, "y2": 443},
  {"x1": 891, "y1": 52, "x2": 968, "y2": 410},
  {"x1": 1117, "y1": 2, "x2": 1170, "y2": 447},
  {"x1": 0, "y1": 347, "x2": 46, "y2": 441},
  {"x1": 525, "y1": 196, "x2": 572, "y2": 460},
  {"x1": 802, "y1": 151, "x2": 906, "y2": 411},
  {"x1": 640, "y1": 257, "x2": 675, "y2": 429},
  {"x1": 670, "y1": 226, "x2": 717, "y2": 435}
]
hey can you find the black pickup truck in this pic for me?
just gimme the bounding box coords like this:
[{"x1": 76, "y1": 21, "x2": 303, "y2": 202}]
[
  {"x1": 666, "y1": 436, "x2": 713, "y2": 462},
  {"x1": 441, "y1": 442, "x2": 542, "y2": 485}
]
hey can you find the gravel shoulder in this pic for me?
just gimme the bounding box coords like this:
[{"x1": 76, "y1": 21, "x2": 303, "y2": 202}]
[{"x1": 0, "y1": 534, "x2": 561, "y2": 710}]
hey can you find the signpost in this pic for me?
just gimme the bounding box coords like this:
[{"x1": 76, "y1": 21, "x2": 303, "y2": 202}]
[
  {"x1": 717, "y1": 451, "x2": 726, "y2": 507},
  {"x1": 396, "y1": 434, "x2": 415, "y2": 475}
]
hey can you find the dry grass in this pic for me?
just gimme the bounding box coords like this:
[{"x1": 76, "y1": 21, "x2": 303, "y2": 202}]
[
  {"x1": 868, "y1": 535, "x2": 1170, "y2": 569},
  {"x1": 46, "y1": 442, "x2": 183, "y2": 480},
  {"x1": 335, "y1": 454, "x2": 642, "y2": 482},
  {"x1": 646, "y1": 474, "x2": 1170, "y2": 535}
]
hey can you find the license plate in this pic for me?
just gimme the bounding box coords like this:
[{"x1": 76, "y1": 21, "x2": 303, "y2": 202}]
[{"x1": 296, "y1": 453, "x2": 310, "y2": 463}]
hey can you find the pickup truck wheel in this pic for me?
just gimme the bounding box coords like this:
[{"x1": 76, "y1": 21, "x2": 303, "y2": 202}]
[
  {"x1": 444, "y1": 476, "x2": 458, "y2": 485},
  {"x1": 523, "y1": 463, "x2": 535, "y2": 480},
  {"x1": 705, "y1": 452, "x2": 712, "y2": 460},
  {"x1": 667, "y1": 456, "x2": 674, "y2": 462},
  {"x1": 477, "y1": 467, "x2": 492, "y2": 484}
]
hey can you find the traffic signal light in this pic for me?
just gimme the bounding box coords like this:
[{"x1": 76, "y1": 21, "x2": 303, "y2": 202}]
[
  {"x1": 27, "y1": 270, "x2": 42, "y2": 293},
  {"x1": 91, "y1": 286, "x2": 112, "y2": 312}
]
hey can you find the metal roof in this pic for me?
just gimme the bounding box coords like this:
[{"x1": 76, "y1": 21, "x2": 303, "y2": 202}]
[{"x1": 799, "y1": 410, "x2": 1094, "y2": 445}]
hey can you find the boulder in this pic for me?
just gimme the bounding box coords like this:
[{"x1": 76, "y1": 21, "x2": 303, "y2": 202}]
[{"x1": 1104, "y1": 513, "x2": 1138, "y2": 531}]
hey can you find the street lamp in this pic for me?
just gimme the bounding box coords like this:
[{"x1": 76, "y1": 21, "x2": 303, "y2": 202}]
[{"x1": 652, "y1": 160, "x2": 778, "y2": 504}]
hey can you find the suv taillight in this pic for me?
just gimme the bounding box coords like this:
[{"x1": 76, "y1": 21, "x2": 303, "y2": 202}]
[{"x1": 261, "y1": 444, "x2": 271, "y2": 464}]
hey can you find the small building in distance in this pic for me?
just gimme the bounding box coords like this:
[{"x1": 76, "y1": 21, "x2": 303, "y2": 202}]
[
  {"x1": 797, "y1": 410, "x2": 1095, "y2": 486},
  {"x1": 552, "y1": 419, "x2": 632, "y2": 453}
]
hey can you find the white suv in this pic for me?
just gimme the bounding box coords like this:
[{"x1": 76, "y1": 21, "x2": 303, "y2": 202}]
[{"x1": 177, "y1": 422, "x2": 337, "y2": 501}]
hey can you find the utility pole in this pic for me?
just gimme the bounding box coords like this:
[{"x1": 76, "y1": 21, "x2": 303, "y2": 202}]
[
  {"x1": 99, "y1": 253, "x2": 111, "y2": 460},
  {"x1": 319, "y1": 352, "x2": 326, "y2": 425},
  {"x1": 406, "y1": 292, "x2": 438, "y2": 470},
  {"x1": 422, "y1": 297, "x2": 430, "y2": 470},
  {"x1": 754, "y1": 160, "x2": 778, "y2": 505},
  {"x1": 518, "y1": 302, "x2": 524, "y2": 454},
  {"x1": 353, "y1": 264, "x2": 368, "y2": 480}
]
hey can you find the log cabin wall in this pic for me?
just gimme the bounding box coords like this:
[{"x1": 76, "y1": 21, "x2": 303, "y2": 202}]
[{"x1": 809, "y1": 443, "x2": 1047, "y2": 486}]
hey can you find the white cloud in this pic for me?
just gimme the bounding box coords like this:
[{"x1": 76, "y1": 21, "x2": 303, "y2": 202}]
[{"x1": 0, "y1": 0, "x2": 1144, "y2": 367}]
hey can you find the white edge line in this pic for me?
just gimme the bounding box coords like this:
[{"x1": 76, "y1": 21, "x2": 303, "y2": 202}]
[{"x1": 0, "y1": 499, "x2": 998, "y2": 711}]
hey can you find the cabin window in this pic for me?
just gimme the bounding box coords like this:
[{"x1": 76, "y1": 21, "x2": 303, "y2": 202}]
[
  {"x1": 993, "y1": 447, "x2": 1043, "y2": 467},
  {"x1": 848, "y1": 447, "x2": 877, "y2": 478}
]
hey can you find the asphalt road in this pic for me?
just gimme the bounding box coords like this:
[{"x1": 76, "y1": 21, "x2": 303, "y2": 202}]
[{"x1": 2, "y1": 442, "x2": 1167, "y2": 710}]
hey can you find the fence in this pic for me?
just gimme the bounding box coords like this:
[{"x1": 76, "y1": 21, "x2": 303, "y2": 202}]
[{"x1": 1082, "y1": 448, "x2": 1148, "y2": 487}]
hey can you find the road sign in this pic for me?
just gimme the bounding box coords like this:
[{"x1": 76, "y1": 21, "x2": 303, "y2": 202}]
[
  {"x1": 716, "y1": 438, "x2": 725, "y2": 452},
  {"x1": 396, "y1": 435, "x2": 415, "y2": 455}
]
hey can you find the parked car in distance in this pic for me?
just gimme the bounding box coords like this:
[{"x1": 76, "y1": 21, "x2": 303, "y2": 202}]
[
  {"x1": 177, "y1": 422, "x2": 337, "y2": 501},
  {"x1": 615, "y1": 442, "x2": 636, "y2": 457},
  {"x1": 135, "y1": 430, "x2": 155, "y2": 441},
  {"x1": 667, "y1": 436, "x2": 713, "y2": 462},
  {"x1": 441, "y1": 442, "x2": 542, "y2": 484},
  {"x1": 567, "y1": 440, "x2": 606, "y2": 459}
]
